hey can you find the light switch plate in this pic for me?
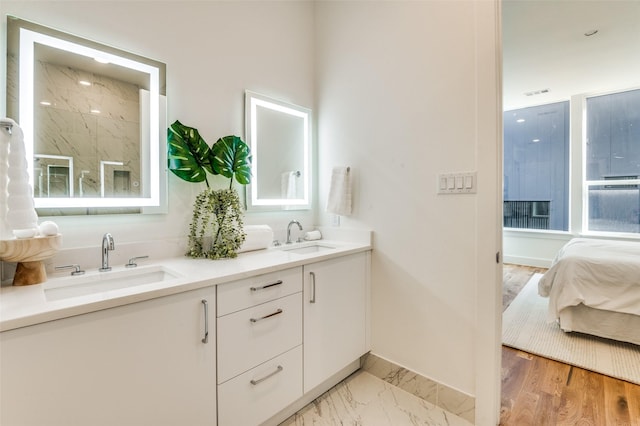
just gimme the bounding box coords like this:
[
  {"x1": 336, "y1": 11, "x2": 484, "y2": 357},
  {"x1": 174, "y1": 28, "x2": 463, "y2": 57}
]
[{"x1": 437, "y1": 172, "x2": 477, "y2": 194}]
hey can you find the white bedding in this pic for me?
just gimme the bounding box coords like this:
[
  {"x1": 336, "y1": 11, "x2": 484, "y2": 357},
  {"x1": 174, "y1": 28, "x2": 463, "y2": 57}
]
[{"x1": 538, "y1": 238, "x2": 640, "y2": 322}]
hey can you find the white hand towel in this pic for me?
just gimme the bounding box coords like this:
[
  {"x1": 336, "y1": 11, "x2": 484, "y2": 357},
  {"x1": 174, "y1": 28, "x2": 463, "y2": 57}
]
[
  {"x1": 326, "y1": 166, "x2": 352, "y2": 216},
  {"x1": 281, "y1": 171, "x2": 297, "y2": 199},
  {"x1": 237, "y1": 225, "x2": 275, "y2": 253},
  {"x1": 304, "y1": 230, "x2": 322, "y2": 241}
]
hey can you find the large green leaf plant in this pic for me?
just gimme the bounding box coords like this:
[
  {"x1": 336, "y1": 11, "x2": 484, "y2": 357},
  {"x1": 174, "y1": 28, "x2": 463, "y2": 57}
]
[{"x1": 168, "y1": 120, "x2": 252, "y2": 259}]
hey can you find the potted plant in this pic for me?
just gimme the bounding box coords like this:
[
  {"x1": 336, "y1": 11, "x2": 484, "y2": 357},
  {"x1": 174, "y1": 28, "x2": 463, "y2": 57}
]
[{"x1": 167, "y1": 120, "x2": 251, "y2": 259}]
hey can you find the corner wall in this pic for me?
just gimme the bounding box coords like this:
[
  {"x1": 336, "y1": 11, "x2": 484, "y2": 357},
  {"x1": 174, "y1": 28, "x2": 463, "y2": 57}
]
[{"x1": 314, "y1": 3, "x2": 501, "y2": 422}]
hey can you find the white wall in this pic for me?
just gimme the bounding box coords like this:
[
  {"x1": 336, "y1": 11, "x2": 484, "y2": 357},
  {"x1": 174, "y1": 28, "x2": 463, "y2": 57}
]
[
  {"x1": 503, "y1": 230, "x2": 571, "y2": 267},
  {"x1": 314, "y1": 1, "x2": 501, "y2": 417},
  {"x1": 0, "y1": 0, "x2": 316, "y2": 252}
]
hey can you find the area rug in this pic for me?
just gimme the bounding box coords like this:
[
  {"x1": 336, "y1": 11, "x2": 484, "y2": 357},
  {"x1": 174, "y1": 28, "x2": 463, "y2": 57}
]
[{"x1": 502, "y1": 273, "x2": 640, "y2": 385}]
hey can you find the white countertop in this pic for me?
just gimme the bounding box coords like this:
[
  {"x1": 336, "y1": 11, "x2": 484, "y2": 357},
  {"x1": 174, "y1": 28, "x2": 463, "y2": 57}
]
[{"x1": 0, "y1": 239, "x2": 371, "y2": 332}]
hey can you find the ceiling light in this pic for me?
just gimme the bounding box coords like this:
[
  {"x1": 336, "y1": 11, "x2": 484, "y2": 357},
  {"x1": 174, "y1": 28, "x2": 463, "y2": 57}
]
[
  {"x1": 90, "y1": 109, "x2": 101, "y2": 114},
  {"x1": 524, "y1": 89, "x2": 549, "y2": 97},
  {"x1": 532, "y1": 139, "x2": 540, "y2": 143},
  {"x1": 79, "y1": 80, "x2": 91, "y2": 86},
  {"x1": 40, "y1": 101, "x2": 51, "y2": 106},
  {"x1": 516, "y1": 118, "x2": 525, "y2": 123}
]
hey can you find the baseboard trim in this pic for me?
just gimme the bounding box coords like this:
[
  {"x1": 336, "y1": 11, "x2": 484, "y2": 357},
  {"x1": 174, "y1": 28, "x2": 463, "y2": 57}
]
[
  {"x1": 361, "y1": 352, "x2": 475, "y2": 424},
  {"x1": 503, "y1": 255, "x2": 552, "y2": 268}
]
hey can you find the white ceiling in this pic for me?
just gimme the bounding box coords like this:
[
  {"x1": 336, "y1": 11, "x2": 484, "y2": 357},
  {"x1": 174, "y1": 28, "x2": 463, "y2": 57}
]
[{"x1": 502, "y1": 0, "x2": 640, "y2": 111}]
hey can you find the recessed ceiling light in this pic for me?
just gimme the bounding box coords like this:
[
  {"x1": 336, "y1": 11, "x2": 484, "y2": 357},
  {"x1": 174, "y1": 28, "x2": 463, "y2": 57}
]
[
  {"x1": 40, "y1": 101, "x2": 51, "y2": 106},
  {"x1": 90, "y1": 109, "x2": 101, "y2": 114},
  {"x1": 517, "y1": 118, "x2": 525, "y2": 123},
  {"x1": 532, "y1": 139, "x2": 540, "y2": 143},
  {"x1": 79, "y1": 80, "x2": 91, "y2": 86},
  {"x1": 524, "y1": 89, "x2": 549, "y2": 97},
  {"x1": 584, "y1": 29, "x2": 598, "y2": 37}
]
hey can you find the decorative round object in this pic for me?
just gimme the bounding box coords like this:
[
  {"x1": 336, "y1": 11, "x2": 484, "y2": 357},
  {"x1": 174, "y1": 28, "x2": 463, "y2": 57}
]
[
  {"x1": 13, "y1": 228, "x2": 37, "y2": 239},
  {"x1": 39, "y1": 221, "x2": 59, "y2": 236}
]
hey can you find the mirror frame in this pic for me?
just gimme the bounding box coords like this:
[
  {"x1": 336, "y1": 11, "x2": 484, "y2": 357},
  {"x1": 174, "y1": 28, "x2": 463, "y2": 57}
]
[
  {"x1": 6, "y1": 16, "x2": 167, "y2": 212},
  {"x1": 245, "y1": 90, "x2": 312, "y2": 211}
]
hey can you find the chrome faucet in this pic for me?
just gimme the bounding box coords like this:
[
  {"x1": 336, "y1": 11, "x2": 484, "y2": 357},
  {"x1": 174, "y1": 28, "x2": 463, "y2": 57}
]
[
  {"x1": 99, "y1": 233, "x2": 115, "y2": 272},
  {"x1": 286, "y1": 220, "x2": 303, "y2": 244}
]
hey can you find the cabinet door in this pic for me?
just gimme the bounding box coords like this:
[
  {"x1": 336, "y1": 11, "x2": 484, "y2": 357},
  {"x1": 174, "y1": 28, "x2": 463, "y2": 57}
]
[
  {"x1": 303, "y1": 252, "x2": 367, "y2": 393},
  {"x1": 0, "y1": 287, "x2": 217, "y2": 426}
]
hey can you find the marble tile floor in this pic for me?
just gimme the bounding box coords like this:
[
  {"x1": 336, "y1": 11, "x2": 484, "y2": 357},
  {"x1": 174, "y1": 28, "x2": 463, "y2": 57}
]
[{"x1": 280, "y1": 370, "x2": 473, "y2": 426}]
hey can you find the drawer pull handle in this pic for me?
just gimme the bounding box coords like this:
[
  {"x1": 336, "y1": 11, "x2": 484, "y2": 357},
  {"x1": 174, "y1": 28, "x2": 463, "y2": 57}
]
[
  {"x1": 250, "y1": 280, "x2": 283, "y2": 292},
  {"x1": 310, "y1": 272, "x2": 316, "y2": 304},
  {"x1": 250, "y1": 365, "x2": 284, "y2": 385},
  {"x1": 201, "y1": 299, "x2": 209, "y2": 344},
  {"x1": 250, "y1": 308, "x2": 283, "y2": 323}
]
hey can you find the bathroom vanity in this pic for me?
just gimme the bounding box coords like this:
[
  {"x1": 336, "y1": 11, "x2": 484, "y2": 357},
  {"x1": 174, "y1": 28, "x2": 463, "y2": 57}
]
[{"x1": 0, "y1": 237, "x2": 371, "y2": 426}]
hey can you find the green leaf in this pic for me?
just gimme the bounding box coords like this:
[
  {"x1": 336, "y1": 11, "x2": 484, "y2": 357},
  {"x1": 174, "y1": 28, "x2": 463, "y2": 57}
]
[
  {"x1": 167, "y1": 120, "x2": 214, "y2": 185},
  {"x1": 210, "y1": 135, "x2": 252, "y2": 185}
]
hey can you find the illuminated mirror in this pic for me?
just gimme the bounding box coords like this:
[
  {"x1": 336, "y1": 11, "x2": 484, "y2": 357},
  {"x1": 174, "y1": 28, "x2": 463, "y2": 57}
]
[
  {"x1": 245, "y1": 91, "x2": 311, "y2": 211},
  {"x1": 6, "y1": 16, "x2": 167, "y2": 214}
]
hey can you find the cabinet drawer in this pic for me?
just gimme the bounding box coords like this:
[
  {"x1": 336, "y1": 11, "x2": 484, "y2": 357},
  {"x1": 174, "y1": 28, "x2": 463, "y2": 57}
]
[
  {"x1": 217, "y1": 267, "x2": 302, "y2": 316},
  {"x1": 217, "y1": 345, "x2": 302, "y2": 426},
  {"x1": 217, "y1": 292, "x2": 302, "y2": 384}
]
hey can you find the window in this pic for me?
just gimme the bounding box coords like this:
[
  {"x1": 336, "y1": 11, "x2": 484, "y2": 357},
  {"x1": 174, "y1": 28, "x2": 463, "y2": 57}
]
[
  {"x1": 503, "y1": 102, "x2": 570, "y2": 231},
  {"x1": 585, "y1": 89, "x2": 640, "y2": 234}
]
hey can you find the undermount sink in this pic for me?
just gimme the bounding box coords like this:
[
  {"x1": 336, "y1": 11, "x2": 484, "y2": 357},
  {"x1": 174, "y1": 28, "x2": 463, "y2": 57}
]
[
  {"x1": 281, "y1": 242, "x2": 336, "y2": 255},
  {"x1": 44, "y1": 265, "x2": 182, "y2": 301}
]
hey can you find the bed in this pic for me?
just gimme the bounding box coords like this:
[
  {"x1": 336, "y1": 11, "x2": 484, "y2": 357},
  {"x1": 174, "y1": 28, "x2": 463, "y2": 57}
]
[{"x1": 538, "y1": 238, "x2": 640, "y2": 346}]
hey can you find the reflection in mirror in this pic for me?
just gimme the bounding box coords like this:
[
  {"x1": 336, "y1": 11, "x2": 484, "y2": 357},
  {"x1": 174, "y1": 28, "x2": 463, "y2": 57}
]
[
  {"x1": 34, "y1": 154, "x2": 73, "y2": 197},
  {"x1": 245, "y1": 91, "x2": 311, "y2": 211},
  {"x1": 6, "y1": 16, "x2": 167, "y2": 214}
]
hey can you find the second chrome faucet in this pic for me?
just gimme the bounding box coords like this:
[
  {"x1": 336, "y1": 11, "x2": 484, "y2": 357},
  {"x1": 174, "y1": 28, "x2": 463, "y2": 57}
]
[
  {"x1": 99, "y1": 233, "x2": 115, "y2": 272},
  {"x1": 286, "y1": 220, "x2": 303, "y2": 244}
]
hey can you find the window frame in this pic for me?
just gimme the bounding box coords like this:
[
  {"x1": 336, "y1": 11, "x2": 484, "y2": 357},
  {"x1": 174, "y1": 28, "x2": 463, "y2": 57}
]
[
  {"x1": 582, "y1": 88, "x2": 640, "y2": 238},
  {"x1": 503, "y1": 101, "x2": 571, "y2": 232}
]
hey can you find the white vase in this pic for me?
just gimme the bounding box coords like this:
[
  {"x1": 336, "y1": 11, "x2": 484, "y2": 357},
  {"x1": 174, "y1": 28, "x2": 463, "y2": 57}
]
[
  {"x1": 5, "y1": 121, "x2": 38, "y2": 239},
  {"x1": 0, "y1": 123, "x2": 10, "y2": 239}
]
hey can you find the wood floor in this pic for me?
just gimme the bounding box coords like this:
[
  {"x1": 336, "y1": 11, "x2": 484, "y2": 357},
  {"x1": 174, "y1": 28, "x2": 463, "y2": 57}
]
[{"x1": 499, "y1": 264, "x2": 640, "y2": 426}]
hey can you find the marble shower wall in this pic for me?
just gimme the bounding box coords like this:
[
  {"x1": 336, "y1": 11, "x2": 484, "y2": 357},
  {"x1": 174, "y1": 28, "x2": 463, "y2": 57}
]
[{"x1": 25, "y1": 57, "x2": 141, "y2": 198}]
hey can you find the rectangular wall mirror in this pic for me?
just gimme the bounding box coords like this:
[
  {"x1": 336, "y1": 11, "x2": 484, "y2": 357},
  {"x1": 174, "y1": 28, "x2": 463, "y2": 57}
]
[
  {"x1": 6, "y1": 16, "x2": 167, "y2": 214},
  {"x1": 245, "y1": 90, "x2": 311, "y2": 211}
]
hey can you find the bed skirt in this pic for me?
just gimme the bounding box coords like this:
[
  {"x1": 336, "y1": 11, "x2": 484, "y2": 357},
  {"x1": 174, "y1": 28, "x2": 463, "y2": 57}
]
[{"x1": 559, "y1": 304, "x2": 640, "y2": 346}]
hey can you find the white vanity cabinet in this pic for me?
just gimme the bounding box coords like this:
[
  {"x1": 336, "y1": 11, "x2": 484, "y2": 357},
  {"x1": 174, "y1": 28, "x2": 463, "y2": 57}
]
[
  {"x1": 0, "y1": 244, "x2": 372, "y2": 426},
  {"x1": 216, "y1": 267, "x2": 303, "y2": 426},
  {"x1": 0, "y1": 286, "x2": 217, "y2": 426},
  {"x1": 303, "y1": 252, "x2": 368, "y2": 393}
]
